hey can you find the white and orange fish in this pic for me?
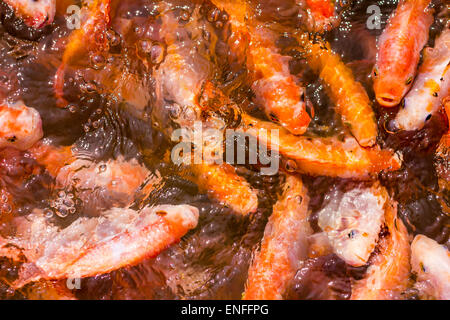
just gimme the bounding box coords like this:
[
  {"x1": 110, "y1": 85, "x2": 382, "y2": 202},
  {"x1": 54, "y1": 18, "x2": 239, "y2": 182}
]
[
  {"x1": 317, "y1": 184, "x2": 387, "y2": 267},
  {"x1": 0, "y1": 204, "x2": 199, "y2": 288},
  {"x1": 411, "y1": 234, "x2": 450, "y2": 300},
  {"x1": 394, "y1": 28, "x2": 450, "y2": 131},
  {"x1": 54, "y1": 0, "x2": 111, "y2": 107},
  {"x1": 0, "y1": 101, "x2": 43, "y2": 150},
  {"x1": 212, "y1": 0, "x2": 312, "y2": 135},
  {"x1": 3, "y1": 0, "x2": 55, "y2": 29}
]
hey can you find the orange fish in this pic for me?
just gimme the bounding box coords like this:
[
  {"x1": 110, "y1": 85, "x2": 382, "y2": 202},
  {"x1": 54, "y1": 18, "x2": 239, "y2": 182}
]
[
  {"x1": 191, "y1": 162, "x2": 258, "y2": 216},
  {"x1": 351, "y1": 194, "x2": 411, "y2": 300},
  {"x1": 435, "y1": 98, "x2": 450, "y2": 191},
  {"x1": 239, "y1": 113, "x2": 401, "y2": 179},
  {"x1": 304, "y1": 0, "x2": 337, "y2": 32},
  {"x1": 1, "y1": 204, "x2": 198, "y2": 288},
  {"x1": 211, "y1": 0, "x2": 311, "y2": 135},
  {"x1": 243, "y1": 175, "x2": 312, "y2": 299},
  {"x1": 54, "y1": 0, "x2": 111, "y2": 107},
  {"x1": 299, "y1": 37, "x2": 378, "y2": 147},
  {"x1": 373, "y1": 0, "x2": 433, "y2": 107}
]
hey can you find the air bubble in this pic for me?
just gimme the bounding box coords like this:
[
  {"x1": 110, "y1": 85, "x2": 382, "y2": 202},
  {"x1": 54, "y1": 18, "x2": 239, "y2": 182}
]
[
  {"x1": 137, "y1": 40, "x2": 165, "y2": 65},
  {"x1": 82, "y1": 81, "x2": 97, "y2": 93},
  {"x1": 55, "y1": 210, "x2": 69, "y2": 218},
  {"x1": 44, "y1": 208, "x2": 53, "y2": 218},
  {"x1": 2, "y1": 204, "x2": 11, "y2": 213},
  {"x1": 285, "y1": 160, "x2": 298, "y2": 172},
  {"x1": 179, "y1": 10, "x2": 191, "y2": 21},
  {"x1": 106, "y1": 29, "x2": 121, "y2": 47},
  {"x1": 150, "y1": 43, "x2": 165, "y2": 64},
  {"x1": 90, "y1": 54, "x2": 106, "y2": 70},
  {"x1": 169, "y1": 104, "x2": 182, "y2": 120}
]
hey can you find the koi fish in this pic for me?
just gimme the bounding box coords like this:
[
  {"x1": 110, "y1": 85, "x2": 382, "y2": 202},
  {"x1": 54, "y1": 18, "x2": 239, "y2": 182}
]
[
  {"x1": 1, "y1": 204, "x2": 198, "y2": 288},
  {"x1": 0, "y1": 101, "x2": 43, "y2": 150},
  {"x1": 317, "y1": 184, "x2": 387, "y2": 267},
  {"x1": 373, "y1": 0, "x2": 433, "y2": 107},
  {"x1": 3, "y1": 0, "x2": 55, "y2": 29},
  {"x1": 212, "y1": 0, "x2": 311, "y2": 135},
  {"x1": 299, "y1": 37, "x2": 377, "y2": 147},
  {"x1": 238, "y1": 113, "x2": 401, "y2": 179},
  {"x1": 244, "y1": 175, "x2": 312, "y2": 299},
  {"x1": 394, "y1": 28, "x2": 450, "y2": 131},
  {"x1": 351, "y1": 197, "x2": 411, "y2": 300},
  {"x1": 191, "y1": 162, "x2": 258, "y2": 216},
  {"x1": 411, "y1": 234, "x2": 450, "y2": 300}
]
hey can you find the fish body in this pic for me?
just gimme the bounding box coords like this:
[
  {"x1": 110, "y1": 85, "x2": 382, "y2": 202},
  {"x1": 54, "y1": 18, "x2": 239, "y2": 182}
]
[
  {"x1": 301, "y1": 39, "x2": 377, "y2": 147},
  {"x1": 239, "y1": 113, "x2": 401, "y2": 179},
  {"x1": 244, "y1": 175, "x2": 311, "y2": 299},
  {"x1": 395, "y1": 28, "x2": 450, "y2": 131},
  {"x1": 351, "y1": 197, "x2": 410, "y2": 300},
  {"x1": 318, "y1": 185, "x2": 386, "y2": 267},
  {"x1": 0, "y1": 102, "x2": 43, "y2": 150},
  {"x1": 373, "y1": 0, "x2": 433, "y2": 107},
  {"x1": 3, "y1": 204, "x2": 199, "y2": 288},
  {"x1": 3, "y1": 0, "x2": 55, "y2": 28},
  {"x1": 411, "y1": 234, "x2": 450, "y2": 300}
]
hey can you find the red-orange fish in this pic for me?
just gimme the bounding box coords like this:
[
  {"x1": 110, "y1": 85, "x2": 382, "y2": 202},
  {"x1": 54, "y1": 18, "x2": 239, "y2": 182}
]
[
  {"x1": 243, "y1": 175, "x2": 312, "y2": 299},
  {"x1": 373, "y1": 0, "x2": 433, "y2": 107}
]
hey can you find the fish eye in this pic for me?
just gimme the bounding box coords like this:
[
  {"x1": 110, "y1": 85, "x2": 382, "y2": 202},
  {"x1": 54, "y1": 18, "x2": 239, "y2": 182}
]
[
  {"x1": 405, "y1": 76, "x2": 413, "y2": 85},
  {"x1": 373, "y1": 68, "x2": 378, "y2": 77}
]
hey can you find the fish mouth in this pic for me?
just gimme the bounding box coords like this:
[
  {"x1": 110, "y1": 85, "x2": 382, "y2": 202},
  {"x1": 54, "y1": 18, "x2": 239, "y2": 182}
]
[{"x1": 376, "y1": 93, "x2": 401, "y2": 107}]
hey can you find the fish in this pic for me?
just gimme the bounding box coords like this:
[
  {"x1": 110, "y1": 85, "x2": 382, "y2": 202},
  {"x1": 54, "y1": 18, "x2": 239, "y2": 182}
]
[
  {"x1": 411, "y1": 234, "x2": 450, "y2": 300},
  {"x1": 3, "y1": 0, "x2": 55, "y2": 29},
  {"x1": 435, "y1": 98, "x2": 450, "y2": 191},
  {"x1": 54, "y1": 0, "x2": 111, "y2": 107},
  {"x1": 394, "y1": 27, "x2": 450, "y2": 131},
  {"x1": 0, "y1": 204, "x2": 199, "y2": 288},
  {"x1": 243, "y1": 175, "x2": 312, "y2": 299},
  {"x1": 0, "y1": 101, "x2": 43, "y2": 151},
  {"x1": 317, "y1": 184, "x2": 387, "y2": 267},
  {"x1": 238, "y1": 113, "x2": 401, "y2": 179},
  {"x1": 373, "y1": 0, "x2": 433, "y2": 107},
  {"x1": 351, "y1": 196, "x2": 411, "y2": 300},
  {"x1": 212, "y1": 0, "x2": 311, "y2": 135},
  {"x1": 299, "y1": 37, "x2": 378, "y2": 147},
  {"x1": 191, "y1": 162, "x2": 258, "y2": 216},
  {"x1": 303, "y1": 0, "x2": 337, "y2": 32}
]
